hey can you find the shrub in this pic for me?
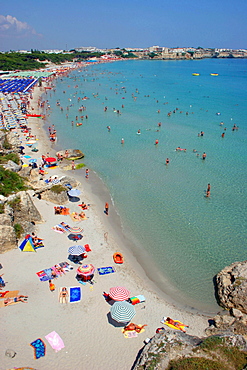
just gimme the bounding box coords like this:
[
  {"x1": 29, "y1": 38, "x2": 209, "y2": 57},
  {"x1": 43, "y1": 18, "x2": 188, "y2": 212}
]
[
  {"x1": 14, "y1": 223, "x2": 24, "y2": 239},
  {"x1": 50, "y1": 185, "x2": 66, "y2": 194},
  {"x1": 3, "y1": 135, "x2": 12, "y2": 150},
  {"x1": 0, "y1": 203, "x2": 4, "y2": 213},
  {"x1": 76, "y1": 163, "x2": 85, "y2": 169},
  {"x1": 0, "y1": 153, "x2": 20, "y2": 165},
  {"x1": 167, "y1": 356, "x2": 229, "y2": 370},
  {"x1": 8, "y1": 196, "x2": 21, "y2": 211},
  {"x1": 0, "y1": 167, "x2": 27, "y2": 196}
]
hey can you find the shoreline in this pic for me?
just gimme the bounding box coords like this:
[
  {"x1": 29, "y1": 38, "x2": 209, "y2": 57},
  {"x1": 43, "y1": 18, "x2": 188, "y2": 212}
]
[
  {"x1": 1, "y1": 73, "x2": 216, "y2": 369},
  {"x1": 41, "y1": 76, "x2": 218, "y2": 315}
]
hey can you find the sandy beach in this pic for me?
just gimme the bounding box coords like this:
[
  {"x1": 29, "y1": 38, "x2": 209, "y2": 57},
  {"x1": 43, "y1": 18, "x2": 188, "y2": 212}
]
[{"x1": 1, "y1": 76, "x2": 213, "y2": 370}]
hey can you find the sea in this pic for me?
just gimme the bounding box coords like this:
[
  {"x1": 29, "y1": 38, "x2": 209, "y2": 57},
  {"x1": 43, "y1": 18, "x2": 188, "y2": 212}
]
[{"x1": 45, "y1": 58, "x2": 247, "y2": 312}]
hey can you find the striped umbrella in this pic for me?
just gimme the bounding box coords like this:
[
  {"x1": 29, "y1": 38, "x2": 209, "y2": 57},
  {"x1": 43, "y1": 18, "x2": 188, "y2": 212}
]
[
  {"x1": 109, "y1": 286, "x2": 130, "y2": 301},
  {"x1": 77, "y1": 264, "x2": 95, "y2": 277},
  {"x1": 68, "y1": 226, "x2": 83, "y2": 234},
  {"x1": 110, "y1": 301, "x2": 136, "y2": 323},
  {"x1": 68, "y1": 245, "x2": 85, "y2": 256}
]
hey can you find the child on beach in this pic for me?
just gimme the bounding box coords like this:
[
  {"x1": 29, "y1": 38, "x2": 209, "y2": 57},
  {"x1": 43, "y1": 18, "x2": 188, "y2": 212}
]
[{"x1": 49, "y1": 280, "x2": 55, "y2": 292}]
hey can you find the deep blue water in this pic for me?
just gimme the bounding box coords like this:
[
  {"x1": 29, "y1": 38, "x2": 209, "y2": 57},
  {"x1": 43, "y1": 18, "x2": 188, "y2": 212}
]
[{"x1": 46, "y1": 59, "x2": 247, "y2": 311}]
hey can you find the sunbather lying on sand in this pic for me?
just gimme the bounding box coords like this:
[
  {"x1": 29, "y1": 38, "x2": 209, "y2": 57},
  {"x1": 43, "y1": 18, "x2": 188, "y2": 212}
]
[
  {"x1": 4, "y1": 295, "x2": 28, "y2": 306},
  {"x1": 123, "y1": 323, "x2": 147, "y2": 333}
]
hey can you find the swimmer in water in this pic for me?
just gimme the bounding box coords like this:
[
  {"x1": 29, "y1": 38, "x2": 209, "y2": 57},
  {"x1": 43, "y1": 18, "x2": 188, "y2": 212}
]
[
  {"x1": 137, "y1": 129, "x2": 141, "y2": 134},
  {"x1": 121, "y1": 138, "x2": 124, "y2": 144},
  {"x1": 165, "y1": 158, "x2": 170, "y2": 165}
]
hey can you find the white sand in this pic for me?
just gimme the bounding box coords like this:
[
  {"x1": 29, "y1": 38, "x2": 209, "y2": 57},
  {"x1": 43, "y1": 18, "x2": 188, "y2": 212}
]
[{"x1": 0, "y1": 81, "x2": 212, "y2": 370}]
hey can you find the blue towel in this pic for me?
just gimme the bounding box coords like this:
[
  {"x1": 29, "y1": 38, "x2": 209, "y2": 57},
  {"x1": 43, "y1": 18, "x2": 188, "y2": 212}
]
[
  {"x1": 97, "y1": 266, "x2": 115, "y2": 275},
  {"x1": 69, "y1": 286, "x2": 81, "y2": 303},
  {"x1": 30, "y1": 338, "x2": 46, "y2": 359}
]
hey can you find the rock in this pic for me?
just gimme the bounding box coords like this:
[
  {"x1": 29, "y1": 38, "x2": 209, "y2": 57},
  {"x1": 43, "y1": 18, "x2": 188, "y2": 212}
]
[
  {"x1": 59, "y1": 176, "x2": 79, "y2": 189},
  {"x1": 214, "y1": 314, "x2": 235, "y2": 328},
  {"x1": 56, "y1": 149, "x2": 84, "y2": 160},
  {"x1": 0, "y1": 225, "x2": 17, "y2": 253},
  {"x1": 2, "y1": 160, "x2": 22, "y2": 172},
  {"x1": 216, "y1": 260, "x2": 247, "y2": 314},
  {"x1": 40, "y1": 187, "x2": 68, "y2": 204},
  {"x1": 231, "y1": 308, "x2": 244, "y2": 319},
  {"x1": 132, "y1": 330, "x2": 247, "y2": 370},
  {"x1": 10, "y1": 191, "x2": 43, "y2": 232},
  {"x1": 0, "y1": 213, "x2": 12, "y2": 226}
]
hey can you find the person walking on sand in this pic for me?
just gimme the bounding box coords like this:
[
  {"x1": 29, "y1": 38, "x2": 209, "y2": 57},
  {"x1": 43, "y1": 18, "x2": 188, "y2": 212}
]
[
  {"x1": 105, "y1": 202, "x2": 109, "y2": 215},
  {"x1": 71, "y1": 160, "x2": 75, "y2": 170},
  {"x1": 85, "y1": 168, "x2": 89, "y2": 179}
]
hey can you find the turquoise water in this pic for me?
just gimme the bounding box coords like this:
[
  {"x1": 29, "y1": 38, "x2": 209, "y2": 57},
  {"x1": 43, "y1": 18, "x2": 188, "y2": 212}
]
[{"x1": 47, "y1": 59, "x2": 247, "y2": 311}]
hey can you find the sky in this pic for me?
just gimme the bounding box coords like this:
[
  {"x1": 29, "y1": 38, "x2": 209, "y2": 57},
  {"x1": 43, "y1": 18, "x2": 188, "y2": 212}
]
[{"x1": 0, "y1": 0, "x2": 246, "y2": 52}]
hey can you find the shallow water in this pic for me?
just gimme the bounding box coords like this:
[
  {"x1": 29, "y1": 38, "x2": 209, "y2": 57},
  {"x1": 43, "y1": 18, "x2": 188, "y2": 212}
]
[{"x1": 46, "y1": 59, "x2": 247, "y2": 311}]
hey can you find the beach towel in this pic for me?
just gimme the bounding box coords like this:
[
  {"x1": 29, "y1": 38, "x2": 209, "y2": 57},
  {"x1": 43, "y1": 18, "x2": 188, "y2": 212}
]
[
  {"x1": 45, "y1": 331, "x2": 64, "y2": 352},
  {"x1": 70, "y1": 212, "x2": 87, "y2": 222},
  {"x1": 52, "y1": 225, "x2": 66, "y2": 233},
  {"x1": 36, "y1": 262, "x2": 73, "y2": 281},
  {"x1": 121, "y1": 325, "x2": 146, "y2": 338},
  {"x1": 130, "y1": 295, "x2": 146, "y2": 305},
  {"x1": 0, "y1": 290, "x2": 19, "y2": 298},
  {"x1": 69, "y1": 286, "x2": 81, "y2": 303},
  {"x1": 97, "y1": 266, "x2": 115, "y2": 275},
  {"x1": 123, "y1": 331, "x2": 138, "y2": 338},
  {"x1": 30, "y1": 338, "x2": 46, "y2": 359}
]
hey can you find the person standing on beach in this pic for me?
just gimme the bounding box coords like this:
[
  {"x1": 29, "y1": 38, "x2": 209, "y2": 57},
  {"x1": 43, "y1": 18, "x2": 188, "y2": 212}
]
[
  {"x1": 85, "y1": 168, "x2": 89, "y2": 179},
  {"x1": 105, "y1": 202, "x2": 109, "y2": 215},
  {"x1": 71, "y1": 160, "x2": 75, "y2": 170}
]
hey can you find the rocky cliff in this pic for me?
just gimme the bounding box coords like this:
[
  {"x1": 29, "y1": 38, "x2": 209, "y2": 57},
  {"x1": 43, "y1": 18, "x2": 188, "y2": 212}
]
[
  {"x1": 132, "y1": 330, "x2": 247, "y2": 370},
  {"x1": 216, "y1": 260, "x2": 247, "y2": 314}
]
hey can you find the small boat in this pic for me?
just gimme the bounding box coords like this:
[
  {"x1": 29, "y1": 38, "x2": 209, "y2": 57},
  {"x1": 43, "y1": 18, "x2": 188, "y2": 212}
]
[
  {"x1": 76, "y1": 123, "x2": 82, "y2": 127},
  {"x1": 192, "y1": 73, "x2": 200, "y2": 76},
  {"x1": 113, "y1": 252, "x2": 124, "y2": 264},
  {"x1": 26, "y1": 114, "x2": 42, "y2": 118},
  {"x1": 210, "y1": 73, "x2": 219, "y2": 76}
]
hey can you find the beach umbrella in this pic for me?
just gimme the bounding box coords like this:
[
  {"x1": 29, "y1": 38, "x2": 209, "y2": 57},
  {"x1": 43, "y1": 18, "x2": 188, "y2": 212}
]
[
  {"x1": 45, "y1": 157, "x2": 57, "y2": 163},
  {"x1": 68, "y1": 188, "x2": 81, "y2": 197},
  {"x1": 109, "y1": 286, "x2": 130, "y2": 301},
  {"x1": 110, "y1": 301, "x2": 136, "y2": 323},
  {"x1": 68, "y1": 234, "x2": 83, "y2": 241},
  {"x1": 68, "y1": 245, "x2": 85, "y2": 256},
  {"x1": 68, "y1": 226, "x2": 83, "y2": 234},
  {"x1": 77, "y1": 264, "x2": 95, "y2": 277}
]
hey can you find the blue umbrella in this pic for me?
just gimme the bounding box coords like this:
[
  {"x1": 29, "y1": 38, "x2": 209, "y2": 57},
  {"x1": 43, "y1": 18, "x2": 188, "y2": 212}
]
[
  {"x1": 68, "y1": 188, "x2": 81, "y2": 197},
  {"x1": 68, "y1": 245, "x2": 85, "y2": 256}
]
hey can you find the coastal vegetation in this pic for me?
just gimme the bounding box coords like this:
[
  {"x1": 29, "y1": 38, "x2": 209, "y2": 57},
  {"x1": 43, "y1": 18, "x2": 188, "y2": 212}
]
[
  {"x1": 0, "y1": 50, "x2": 103, "y2": 71},
  {"x1": 138, "y1": 336, "x2": 247, "y2": 370},
  {"x1": 0, "y1": 167, "x2": 27, "y2": 196},
  {"x1": 0, "y1": 152, "x2": 20, "y2": 165}
]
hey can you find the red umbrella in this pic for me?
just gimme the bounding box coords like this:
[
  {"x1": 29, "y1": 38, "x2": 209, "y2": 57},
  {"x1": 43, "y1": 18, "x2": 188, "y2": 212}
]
[
  {"x1": 77, "y1": 264, "x2": 95, "y2": 277},
  {"x1": 45, "y1": 157, "x2": 57, "y2": 163},
  {"x1": 109, "y1": 286, "x2": 130, "y2": 301}
]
